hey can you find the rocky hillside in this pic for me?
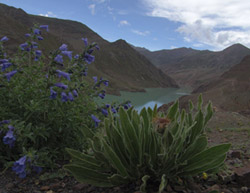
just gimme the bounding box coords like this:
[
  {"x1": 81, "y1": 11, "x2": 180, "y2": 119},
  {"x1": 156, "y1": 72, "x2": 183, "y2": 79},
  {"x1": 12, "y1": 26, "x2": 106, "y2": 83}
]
[
  {"x1": 0, "y1": 3, "x2": 178, "y2": 95},
  {"x1": 135, "y1": 44, "x2": 250, "y2": 89}
]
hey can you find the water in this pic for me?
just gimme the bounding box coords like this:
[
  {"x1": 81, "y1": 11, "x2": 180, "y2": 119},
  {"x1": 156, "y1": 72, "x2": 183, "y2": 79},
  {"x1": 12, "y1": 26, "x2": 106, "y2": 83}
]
[{"x1": 96, "y1": 87, "x2": 190, "y2": 111}]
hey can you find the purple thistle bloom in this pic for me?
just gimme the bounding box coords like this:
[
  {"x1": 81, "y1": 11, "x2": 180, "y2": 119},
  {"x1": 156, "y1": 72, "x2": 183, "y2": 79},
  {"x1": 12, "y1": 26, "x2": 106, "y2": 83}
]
[
  {"x1": 68, "y1": 92, "x2": 74, "y2": 101},
  {"x1": 3, "y1": 129, "x2": 16, "y2": 148},
  {"x1": 54, "y1": 82, "x2": 68, "y2": 89},
  {"x1": 72, "y1": 89, "x2": 78, "y2": 97},
  {"x1": 93, "y1": 76, "x2": 98, "y2": 84},
  {"x1": 1, "y1": 36, "x2": 9, "y2": 42},
  {"x1": 56, "y1": 70, "x2": 71, "y2": 81},
  {"x1": 5, "y1": 70, "x2": 17, "y2": 81},
  {"x1": 82, "y1": 37, "x2": 88, "y2": 46},
  {"x1": 40, "y1": 25, "x2": 49, "y2": 32},
  {"x1": 61, "y1": 51, "x2": 72, "y2": 60},
  {"x1": 59, "y1": 44, "x2": 68, "y2": 51},
  {"x1": 37, "y1": 36, "x2": 43, "y2": 40},
  {"x1": 54, "y1": 54, "x2": 63, "y2": 63},
  {"x1": 61, "y1": 92, "x2": 68, "y2": 102},
  {"x1": 84, "y1": 53, "x2": 95, "y2": 64},
  {"x1": 91, "y1": 114, "x2": 101, "y2": 127},
  {"x1": 32, "y1": 165, "x2": 42, "y2": 173},
  {"x1": 25, "y1": 33, "x2": 31, "y2": 37},
  {"x1": 50, "y1": 87, "x2": 57, "y2": 99},
  {"x1": 20, "y1": 42, "x2": 28, "y2": 50},
  {"x1": 12, "y1": 155, "x2": 27, "y2": 178},
  {"x1": 33, "y1": 29, "x2": 41, "y2": 35},
  {"x1": 101, "y1": 108, "x2": 108, "y2": 116}
]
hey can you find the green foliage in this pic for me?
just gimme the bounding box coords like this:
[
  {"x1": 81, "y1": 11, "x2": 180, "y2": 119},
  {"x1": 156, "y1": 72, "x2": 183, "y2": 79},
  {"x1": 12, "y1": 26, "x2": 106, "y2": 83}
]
[
  {"x1": 0, "y1": 25, "x2": 106, "y2": 170},
  {"x1": 64, "y1": 98, "x2": 231, "y2": 191}
]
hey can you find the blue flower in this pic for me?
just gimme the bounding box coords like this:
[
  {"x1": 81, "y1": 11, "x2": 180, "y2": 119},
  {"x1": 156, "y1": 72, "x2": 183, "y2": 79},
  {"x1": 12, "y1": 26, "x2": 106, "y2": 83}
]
[
  {"x1": 12, "y1": 155, "x2": 27, "y2": 178},
  {"x1": 20, "y1": 42, "x2": 28, "y2": 50},
  {"x1": 111, "y1": 107, "x2": 117, "y2": 114},
  {"x1": 103, "y1": 80, "x2": 109, "y2": 87},
  {"x1": 54, "y1": 83, "x2": 68, "y2": 89},
  {"x1": 0, "y1": 120, "x2": 10, "y2": 126},
  {"x1": 50, "y1": 87, "x2": 57, "y2": 99},
  {"x1": 99, "y1": 92, "x2": 105, "y2": 99},
  {"x1": 3, "y1": 129, "x2": 16, "y2": 148},
  {"x1": 56, "y1": 70, "x2": 71, "y2": 81},
  {"x1": 54, "y1": 54, "x2": 63, "y2": 63},
  {"x1": 61, "y1": 51, "x2": 72, "y2": 60},
  {"x1": 37, "y1": 36, "x2": 43, "y2": 40},
  {"x1": 59, "y1": 44, "x2": 68, "y2": 51},
  {"x1": 106, "y1": 104, "x2": 110, "y2": 108},
  {"x1": 0, "y1": 59, "x2": 8, "y2": 63},
  {"x1": 101, "y1": 108, "x2": 108, "y2": 116},
  {"x1": 68, "y1": 92, "x2": 74, "y2": 101},
  {"x1": 73, "y1": 89, "x2": 78, "y2": 97},
  {"x1": 40, "y1": 25, "x2": 49, "y2": 32},
  {"x1": 8, "y1": 125, "x2": 15, "y2": 131},
  {"x1": 31, "y1": 42, "x2": 38, "y2": 49},
  {"x1": 33, "y1": 29, "x2": 41, "y2": 35},
  {"x1": 35, "y1": 50, "x2": 42, "y2": 57},
  {"x1": 25, "y1": 33, "x2": 31, "y2": 37},
  {"x1": 74, "y1": 54, "x2": 79, "y2": 59},
  {"x1": 1, "y1": 62, "x2": 12, "y2": 71},
  {"x1": 82, "y1": 37, "x2": 88, "y2": 46},
  {"x1": 0, "y1": 36, "x2": 9, "y2": 42},
  {"x1": 93, "y1": 76, "x2": 98, "y2": 84},
  {"x1": 61, "y1": 92, "x2": 68, "y2": 102},
  {"x1": 91, "y1": 114, "x2": 101, "y2": 127},
  {"x1": 5, "y1": 70, "x2": 17, "y2": 81},
  {"x1": 84, "y1": 53, "x2": 95, "y2": 64},
  {"x1": 95, "y1": 44, "x2": 100, "y2": 50}
]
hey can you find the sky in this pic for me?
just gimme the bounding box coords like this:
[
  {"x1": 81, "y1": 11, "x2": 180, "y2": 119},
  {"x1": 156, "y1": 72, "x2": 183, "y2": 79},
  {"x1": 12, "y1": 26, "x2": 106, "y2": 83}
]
[{"x1": 1, "y1": 0, "x2": 250, "y2": 51}]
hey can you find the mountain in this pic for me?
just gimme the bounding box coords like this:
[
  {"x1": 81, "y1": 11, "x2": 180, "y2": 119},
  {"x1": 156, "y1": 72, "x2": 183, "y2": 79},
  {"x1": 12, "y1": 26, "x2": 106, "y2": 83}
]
[
  {"x1": 160, "y1": 55, "x2": 250, "y2": 115},
  {"x1": 0, "y1": 3, "x2": 178, "y2": 95},
  {"x1": 135, "y1": 44, "x2": 250, "y2": 89}
]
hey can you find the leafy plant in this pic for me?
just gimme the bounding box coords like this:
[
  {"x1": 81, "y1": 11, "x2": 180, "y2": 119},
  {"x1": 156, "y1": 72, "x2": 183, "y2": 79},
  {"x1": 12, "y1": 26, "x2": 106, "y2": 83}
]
[
  {"x1": 65, "y1": 96, "x2": 231, "y2": 192},
  {"x1": 0, "y1": 25, "x2": 109, "y2": 173}
]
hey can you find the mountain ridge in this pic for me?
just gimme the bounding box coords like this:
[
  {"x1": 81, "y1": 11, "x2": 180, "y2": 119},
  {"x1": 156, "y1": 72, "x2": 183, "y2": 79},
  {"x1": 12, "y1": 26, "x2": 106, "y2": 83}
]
[{"x1": 0, "y1": 3, "x2": 178, "y2": 95}]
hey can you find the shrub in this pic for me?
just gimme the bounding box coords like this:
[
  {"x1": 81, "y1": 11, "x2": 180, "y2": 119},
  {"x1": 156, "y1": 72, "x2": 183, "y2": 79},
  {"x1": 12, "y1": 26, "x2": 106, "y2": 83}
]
[
  {"x1": 0, "y1": 25, "x2": 108, "y2": 173},
  {"x1": 64, "y1": 96, "x2": 231, "y2": 192}
]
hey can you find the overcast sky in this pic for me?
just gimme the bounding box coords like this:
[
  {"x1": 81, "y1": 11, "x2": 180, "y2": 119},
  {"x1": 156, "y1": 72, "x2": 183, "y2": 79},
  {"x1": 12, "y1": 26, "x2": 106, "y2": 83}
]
[{"x1": 1, "y1": 0, "x2": 250, "y2": 51}]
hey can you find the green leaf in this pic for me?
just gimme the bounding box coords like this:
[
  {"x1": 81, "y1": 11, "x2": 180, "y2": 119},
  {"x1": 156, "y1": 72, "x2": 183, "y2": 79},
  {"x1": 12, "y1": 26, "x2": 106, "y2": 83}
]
[
  {"x1": 204, "y1": 102, "x2": 213, "y2": 126},
  {"x1": 158, "y1": 174, "x2": 168, "y2": 193},
  {"x1": 64, "y1": 164, "x2": 112, "y2": 187},
  {"x1": 167, "y1": 100, "x2": 179, "y2": 120},
  {"x1": 197, "y1": 94, "x2": 203, "y2": 110},
  {"x1": 140, "y1": 175, "x2": 150, "y2": 193}
]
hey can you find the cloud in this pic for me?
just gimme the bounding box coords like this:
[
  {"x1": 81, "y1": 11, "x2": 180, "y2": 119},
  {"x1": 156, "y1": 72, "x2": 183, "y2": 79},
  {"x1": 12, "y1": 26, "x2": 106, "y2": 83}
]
[
  {"x1": 88, "y1": 4, "x2": 96, "y2": 15},
  {"x1": 143, "y1": 0, "x2": 250, "y2": 49},
  {"x1": 132, "y1": 29, "x2": 150, "y2": 36},
  {"x1": 92, "y1": 0, "x2": 106, "y2": 3},
  {"x1": 119, "y1": 20, "x2": 130, "y2": 26},
  {"x1": 39, "y1": 11, "x2": 57, "y2": 17}
]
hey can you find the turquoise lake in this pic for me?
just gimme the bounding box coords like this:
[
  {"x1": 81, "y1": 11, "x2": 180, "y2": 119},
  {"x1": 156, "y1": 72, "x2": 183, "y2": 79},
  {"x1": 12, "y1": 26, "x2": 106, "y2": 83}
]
[{"x1": 96, "y1": 87, "x2": 191, "y2": 111}]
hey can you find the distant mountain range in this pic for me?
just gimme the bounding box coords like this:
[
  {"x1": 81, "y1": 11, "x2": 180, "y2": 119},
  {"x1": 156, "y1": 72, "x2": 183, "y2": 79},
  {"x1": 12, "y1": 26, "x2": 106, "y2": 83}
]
[
  {"x1": 0, "y1": 3, "x2": 178, "y2": 95},
  {"x1": 159, "y1": 55, "x2": 250, "y2": 117},
  {"x1": 134, "y1": 44, "x2": 250, "y2": 89}
]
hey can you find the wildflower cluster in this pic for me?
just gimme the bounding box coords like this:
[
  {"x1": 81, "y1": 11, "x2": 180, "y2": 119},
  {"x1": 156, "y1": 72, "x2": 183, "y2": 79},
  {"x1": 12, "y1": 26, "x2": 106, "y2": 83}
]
[{"x1": 0, "y1": 24, "x2": 109, "y2": 177}]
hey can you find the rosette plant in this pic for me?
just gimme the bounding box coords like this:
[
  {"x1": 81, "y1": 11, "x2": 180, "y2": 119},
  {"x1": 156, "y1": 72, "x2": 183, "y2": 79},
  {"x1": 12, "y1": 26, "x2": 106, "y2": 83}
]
[{"x1": 65, "y1": 96, "x2": 230, "y2": 192}]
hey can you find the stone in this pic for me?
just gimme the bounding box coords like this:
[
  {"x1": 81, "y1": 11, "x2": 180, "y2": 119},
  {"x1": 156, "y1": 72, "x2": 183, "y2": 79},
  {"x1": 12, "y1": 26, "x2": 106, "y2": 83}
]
[
  {"x1": 73, "y1": 183, "x2": 88, "y2": 190},
  {"x1": 5, "y1": 183, "x2": 14, "y2": 189},
  {"x1": 241, "y1": 186, "x2": 249, "y2": 193},
  {"x1": 230, "y1": 150, "x2": 241, "y2": 159},
  {"x1": 204, "y1": 184, "x2": 221, "y2": 193},
  {"x1": 234, "y1": 162, "x2": 250, "y2": 186},
  {"x1": 40, "y1": 186, "x2": 50, "y2": 191}
]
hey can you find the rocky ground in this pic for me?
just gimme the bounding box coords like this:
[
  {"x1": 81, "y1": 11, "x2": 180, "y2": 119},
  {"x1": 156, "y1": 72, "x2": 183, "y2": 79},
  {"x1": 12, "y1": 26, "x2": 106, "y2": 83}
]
[{"x1": 0, "y1": 111, "x2": 250, "y2": 193}]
